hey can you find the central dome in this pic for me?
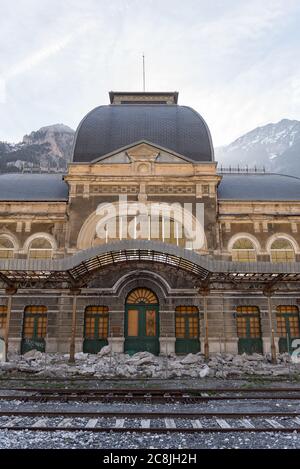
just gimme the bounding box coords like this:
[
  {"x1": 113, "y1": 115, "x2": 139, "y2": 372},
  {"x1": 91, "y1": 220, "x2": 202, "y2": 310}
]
[{"x1": 72, "y1": 92, "x2": 214, "y2": 163}]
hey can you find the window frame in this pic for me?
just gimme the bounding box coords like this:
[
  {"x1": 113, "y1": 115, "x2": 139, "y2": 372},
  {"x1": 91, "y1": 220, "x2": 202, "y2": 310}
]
[
  {"x1": 22, "y1": 306, "x2": 47, "y2": 340},
  {"x1": 276, "y1": 305, "x2": 300, "y2": 338},
  {"x1": 175, "y1": 306, "x2": 199, "y2": 340},
  {"x1": 236, "y1": 306, "x2": 262, "y2": 339},
  {"x1": 84, "y1": 306, "x2": 109, "y2": 340},
  {"x1": 231, "y1": 238, "x2": 257, "y2": 263}
]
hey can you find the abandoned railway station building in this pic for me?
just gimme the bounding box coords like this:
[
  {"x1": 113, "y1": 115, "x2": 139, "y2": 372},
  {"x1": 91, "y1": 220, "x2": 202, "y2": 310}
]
[{"x1": 1, "y1": 91, "x2": 300, "y2": 361}]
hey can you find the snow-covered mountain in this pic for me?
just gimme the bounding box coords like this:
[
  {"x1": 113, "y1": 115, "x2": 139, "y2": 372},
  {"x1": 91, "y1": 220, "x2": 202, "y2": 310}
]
[
  {"x1": 1, "y1": 119, "x2": 300, "y2": 176},
  {"x1": 215, "y1": 119, "x2": 300, "y2": 176},
  {"x1": 0, "y1": 124, "x2": 75, "y2": 173}
]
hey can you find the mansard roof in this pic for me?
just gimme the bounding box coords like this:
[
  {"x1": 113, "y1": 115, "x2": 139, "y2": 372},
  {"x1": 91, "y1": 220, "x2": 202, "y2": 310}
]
[
  {"x1": 218, "y1": 173, "x2": 300, "y2": 201},
  {"x1": 0, "y1": 174, "x2": 68, "y2": 201}
]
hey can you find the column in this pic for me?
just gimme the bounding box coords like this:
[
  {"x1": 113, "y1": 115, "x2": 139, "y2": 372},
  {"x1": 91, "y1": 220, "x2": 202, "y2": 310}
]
[
  {"x1": 4, "y1": 286, "x2": 17, "y2": 362},
  {"x1": 199, "y1": 287, "x2": 210, "y2": 360},
  {"x1": 69, "y1": 288, "x2": 81, "y2": 364},
  {"x1": 203, "y1": 295, "x2": 209, "y2": 360},
  {"x1": 264, "y1": 290, "x2": 277, "y2": 364}
]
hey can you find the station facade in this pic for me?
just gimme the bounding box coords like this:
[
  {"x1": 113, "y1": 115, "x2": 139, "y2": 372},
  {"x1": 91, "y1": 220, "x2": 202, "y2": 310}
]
[{"x1": 0, "y1": 91, "x2": 300, "y2": 360}]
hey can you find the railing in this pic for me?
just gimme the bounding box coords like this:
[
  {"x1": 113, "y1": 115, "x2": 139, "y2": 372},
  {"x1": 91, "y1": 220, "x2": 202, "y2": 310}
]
[{"x1": 218, "y1": 165, "x2": 267, "y2": 174}]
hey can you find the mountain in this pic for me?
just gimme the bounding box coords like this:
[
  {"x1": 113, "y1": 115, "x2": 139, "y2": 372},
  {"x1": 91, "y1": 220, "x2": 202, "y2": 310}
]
[
  {"x1": 215, "y1": 119, "x2": 300, "y2": 176},
  {"x1": 1, "y1": 119, "x2": 300, "y2": 176},
  {"x1": 0, "y1": 124, "x2": 75, "y2": 173}
]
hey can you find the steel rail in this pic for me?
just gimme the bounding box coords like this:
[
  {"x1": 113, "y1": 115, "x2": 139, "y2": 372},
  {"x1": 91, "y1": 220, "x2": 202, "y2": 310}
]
[
  {"x1": 0, "y1": 410, "x2": 299, "y2": 418},
  {"x1": 3, "y1": 387, "x2": 300, "y2": 393},
  {"x1": 1, "y1": 394, "x2": 300, "y2": 402},
  {"x1": 1, "y1": 426, "x2": 299, "y2": 434}
]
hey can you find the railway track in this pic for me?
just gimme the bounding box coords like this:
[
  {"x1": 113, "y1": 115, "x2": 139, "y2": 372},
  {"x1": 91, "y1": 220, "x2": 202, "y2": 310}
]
[
  {"x1": 2, "y1": 387, "x2": 300, "y2": 402},
  {"x1": 0, "y1": 410, "x2": 299, "y2": 433}
]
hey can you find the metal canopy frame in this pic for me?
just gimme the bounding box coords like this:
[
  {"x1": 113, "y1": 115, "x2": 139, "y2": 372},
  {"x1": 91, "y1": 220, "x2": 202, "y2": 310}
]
[{"x1": 0, "y1": 240, "x2": 300, "y2": 291}]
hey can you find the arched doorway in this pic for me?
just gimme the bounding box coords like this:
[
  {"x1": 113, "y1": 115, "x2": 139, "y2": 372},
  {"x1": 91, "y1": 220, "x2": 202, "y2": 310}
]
[{"x1": 124, "y1": 288, "x2": 160, "y2": 355}]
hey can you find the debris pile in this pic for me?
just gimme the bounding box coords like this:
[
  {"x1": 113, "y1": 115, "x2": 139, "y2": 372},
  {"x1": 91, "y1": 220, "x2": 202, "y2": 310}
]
[{"x1": 0, "y1": 349, "x2": 299, "y2": 379}]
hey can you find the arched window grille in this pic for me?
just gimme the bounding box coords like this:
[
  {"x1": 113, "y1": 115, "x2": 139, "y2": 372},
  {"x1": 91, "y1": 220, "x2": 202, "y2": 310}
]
[
  {"x1": 28, "y1": 238, "x2": 53, "y2": 259},
  {"x1": 0, "y1": 236, "x2": 15, "y2": 259},
  {"x1": 270, "y1": 239, "x2": 295, "y2": 263},
  {"x1": 231, "y1": 238, "x2": 256, "y2": 262}
]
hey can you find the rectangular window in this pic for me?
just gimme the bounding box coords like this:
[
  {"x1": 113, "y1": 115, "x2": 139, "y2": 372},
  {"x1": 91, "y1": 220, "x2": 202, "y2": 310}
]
[
  {"x1": 29, "y1": 250, "x2": 52, "y2": 259},
  {"x1": 202, "y1": 185, "x2": 209, "y2": 195},
  {"x1": 0, "y1": 250, "x2": 14, "y2": 259},
  {"x1": 23, "y1": 306, "x2": 47, "y2": 339},
  {"x1": 84, "y1": 306, "x2": 109, "y2": 339},
  {"x1": 276, "y1": 305, "x2": 300, "y2": 337},
  {"x1": 271, "y1": 251, "x2": 294, "y2": 263},
  {"x1": 236, "y1": 306, "x2": 261, "y2": 339},
  {"x1": 232, "y1": 250, "x2": 256, "y2": 262},
  {"x1": 175, "y1": 306, "x2": 199, "y2": 339},
  {"x1": 0, "y1": 306, "x2": 7, "y2": 330}
]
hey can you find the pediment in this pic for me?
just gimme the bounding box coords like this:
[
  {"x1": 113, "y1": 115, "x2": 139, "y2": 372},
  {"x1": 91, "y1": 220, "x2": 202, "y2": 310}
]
[
  {"x1": 126, "y1": 143, "x2": 160, "y2": 162},
  {"x1": 95, "y1": 140, "x2": 192, "y2": 165}
]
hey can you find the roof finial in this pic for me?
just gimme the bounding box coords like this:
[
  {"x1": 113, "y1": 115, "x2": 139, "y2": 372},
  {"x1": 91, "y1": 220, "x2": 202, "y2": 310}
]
[{"x1": 142, "y1": 53, "x2": 146, "y2": 92}]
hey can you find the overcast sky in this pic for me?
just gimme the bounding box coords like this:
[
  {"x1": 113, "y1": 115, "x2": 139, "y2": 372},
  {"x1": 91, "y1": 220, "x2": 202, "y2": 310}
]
[{"x1": 0, "y1": 0, "x2": 300, "y2": 146}]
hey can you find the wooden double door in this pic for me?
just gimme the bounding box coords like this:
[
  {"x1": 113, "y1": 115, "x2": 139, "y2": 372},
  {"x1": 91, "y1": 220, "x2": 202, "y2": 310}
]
[{"x1": 124, "y1": 288, "x2": 160, "y2": 356}]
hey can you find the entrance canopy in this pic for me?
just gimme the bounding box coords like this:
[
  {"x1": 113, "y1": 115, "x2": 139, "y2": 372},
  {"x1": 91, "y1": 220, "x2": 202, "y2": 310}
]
[{"x1": 0, "y1": 240, "x2": 300, "y2": 290}]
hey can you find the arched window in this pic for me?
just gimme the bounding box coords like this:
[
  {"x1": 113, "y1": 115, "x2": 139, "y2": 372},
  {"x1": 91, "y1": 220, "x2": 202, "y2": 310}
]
[
  {"x1": 127, "y1": 288, "x2": 158, "y2": 304},
  {"x1": 270, "y1": 239, "x2": 295, "y2": 263},
  {"x1": 231, "y1": 238, "x2": 256, "y2": 262},
  {"x1": 91, "y1": 208, "x2": 205, "y2": 249},
  {"x1": 0, "y1": 236, "x2": 15, "y2": 259},
  {"x1": 28, "y1": 238, "x2": 53, "y2": 259},
  {"x1": 93, "y1": 214, "x2": 194, "y2": 248}
]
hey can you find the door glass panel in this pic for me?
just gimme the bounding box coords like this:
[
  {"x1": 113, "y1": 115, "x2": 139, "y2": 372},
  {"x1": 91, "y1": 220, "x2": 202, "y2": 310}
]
[
  {"x1": 128, "y1": 309, "x2": 139, "y2": 336},
  {"x1": 146, "y1": 310, "x2": 156, "y2": 336},
  {"x1": 188, "y1": 317, "x2": 198, "y2": 338},
  {"x1": 175, "y1": 317, "x2": 185, "y2": 338}
]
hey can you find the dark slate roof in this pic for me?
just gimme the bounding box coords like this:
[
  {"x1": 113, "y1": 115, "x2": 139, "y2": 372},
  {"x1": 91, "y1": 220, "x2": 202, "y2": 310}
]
[
  {"x1": 0, "y1": 174, "x2": 69, "y2": 201},
  {"x1": 73, "y1": 105, "x2": 214, "y2": 162},
  {"x1": 218, "y1": 173, "x2": 300, "y2": 201}
]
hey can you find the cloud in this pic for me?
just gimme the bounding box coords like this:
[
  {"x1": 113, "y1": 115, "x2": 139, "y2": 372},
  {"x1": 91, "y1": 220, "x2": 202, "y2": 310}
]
[
  {"x1": 4, "y1": 20, "x2": 97, "y2": 80},
  {"x1": 1, "y1": 0, "x2": 300, "y2": 146}
]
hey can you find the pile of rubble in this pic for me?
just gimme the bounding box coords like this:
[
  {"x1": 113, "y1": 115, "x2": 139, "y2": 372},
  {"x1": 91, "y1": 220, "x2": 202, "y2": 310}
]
[{"x1": 0, "y1": 347, "x2": 299, "y2": 379}]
